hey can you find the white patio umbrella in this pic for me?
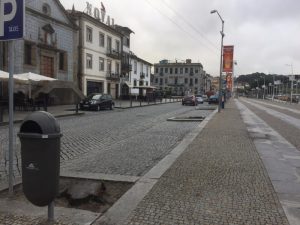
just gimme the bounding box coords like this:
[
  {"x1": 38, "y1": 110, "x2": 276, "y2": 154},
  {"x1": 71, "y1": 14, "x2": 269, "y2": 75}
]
[
  {"x1": 0, "y1": 70, "x2": 29, "y2": 81},
  {"x1": 14, "y1": 72, "x2": 56, "y2": 98},
  {"x1": 0, "y1": 70, "x2": 9, "y2": 79},
  {"x1": 14, "y1": 72, "x2": 56, "y2": 82}
]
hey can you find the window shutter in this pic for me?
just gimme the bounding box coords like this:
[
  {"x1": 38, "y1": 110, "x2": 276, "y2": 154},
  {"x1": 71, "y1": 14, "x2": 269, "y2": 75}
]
[
  {"x1": 31, "y1": 44, "x2": 37, "y2": 66},
  {"x1": 64, "y1": 52, "x2": 68, "y2": 71}
]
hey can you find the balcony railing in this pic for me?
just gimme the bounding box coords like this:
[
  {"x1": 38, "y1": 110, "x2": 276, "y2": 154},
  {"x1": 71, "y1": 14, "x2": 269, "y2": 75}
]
[
  {"x1": 106, "y1": 72, "x2": 120, "y2": 81},
  {"x1": 121, "y1": 63, "x2": 132, "y2": 72},
  {"x1": 189, "y1": 72, "x2": 194, "y2": 76},
  {"x1": 107, "y1": 49, "x2": 121, "y2": 59}
]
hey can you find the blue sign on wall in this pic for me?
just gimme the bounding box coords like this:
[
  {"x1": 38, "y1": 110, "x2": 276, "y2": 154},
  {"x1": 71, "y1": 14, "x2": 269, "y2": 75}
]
[{"x1": 0, "y1": 0, "x2": 24, "y2": 41}]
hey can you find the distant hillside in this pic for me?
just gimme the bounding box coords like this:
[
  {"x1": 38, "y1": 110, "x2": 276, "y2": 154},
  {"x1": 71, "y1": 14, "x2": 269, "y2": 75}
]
[{"x1": 236, "y1": 72, "x2": 299, "y2": 89}]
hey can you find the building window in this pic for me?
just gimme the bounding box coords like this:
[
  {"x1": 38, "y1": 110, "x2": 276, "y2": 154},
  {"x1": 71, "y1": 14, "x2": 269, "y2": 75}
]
[
  {"x1": 165, "y1": 78, "x2": 168, "y2": 84},
  {"x1": 99, "y1": 32, "x2": 105, "y2": 47},
  {"x1": 99, "y1": 57, "x2": 104, "y2": 71},
  {"x1": 116, "y1": 40, "x2": 120, "y2": 52},
  {"x1": 185, "y1": 78, "x2": 188, "y2": 84},
  {"x1": 195, "y1": 69, "x2": 199, "y2": 73},
  {"x1": 24, "y1": 42, "x2": 36, "y2": 66},
  {"x1": 134, "y1": 61, "x2": 137, "y2": 74},
  {"x1": 134, "y1": 79, "x2": 137, "y2": 86},
  {"x1": 180, "y1": 68, "x2": 183, "y2": 74},
  {"x1": 42, "y1": 3, "x2": 51, "y2": 15},
  {"x1": 107, "y1": 60, "x2": 112, "y2": 72},
  {"x1": 190, "y1": 68, "x2": 194, "y2": 73},
  {"x1": 155, "y1": 67, "x2": 158, "y2": 73},
  {"x1": 107, "y1": 83, "x2": 111, "y2": 94},
  {"x1": 86, "y1": 54, "x2": 93, "y2": 69},
  {"x1": 140, "y1": 63, "x2": 143, "y2": 74},
  {"x1": 155, "y1": 78, "x2": 158, "y2": 83},
  {"x1": 115, "y1": 62, "x2": 120, "y2": 74},
  {"x1": 86, "y1": 26, "x2": 93, "y2": 43},
  {"x1": 124, "y1": 37, "x2": 130, "y2": 47},
  {"x1": 190, "y1": 78, "x2": 193, "y2": 85},
  {"x1": 185, "y1": 68, "x2": 188, "y2": 73},
  {"x1": 107, "y1": 36, "x2": 112, "y2": 52},
  {"x1": 195, "y1": 78, "x2": 198, "y2": 84},
  {"x1": 165, "y1": 68, "x2": 168, "y2": 73},
  {"x1": 160, "y1": 78, "x2": 163, "y2": 85},
  {"x1": 59, "y1": 52, "x2": 67, "y2": 71},
  {"x1": 170, "y1": 68, "x2": 173, "y2": 74},
  {"x1": 146, "y1": 65, "x2": 149, "y2": 76},
  {"x1": 175, "y1": 68, "x2": 178, "y2": 74},
  {"x1": 146, "y1": 81, "x2": 148, "y2": 86},
  {"x1": 175, "y1": 77, "x2": 178, "y2": 84}
]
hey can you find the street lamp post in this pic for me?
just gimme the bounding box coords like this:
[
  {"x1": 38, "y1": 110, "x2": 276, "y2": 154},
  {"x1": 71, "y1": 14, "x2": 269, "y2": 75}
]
[
  {"x1": 255, "y1": 79, "x2": 259, "y2": 99},
  {"x1": 233, "y1": 60, "x2": 237, "y2": 98},
  {"x1": 263, "y1": 74, "x2": 266, "y2": 99},
  {"x1": 286, "y1": 63, "x2": 294, "y2": 104},
  {"x1": 211, "y1": 9, "x2": 224, "y2": 113}
]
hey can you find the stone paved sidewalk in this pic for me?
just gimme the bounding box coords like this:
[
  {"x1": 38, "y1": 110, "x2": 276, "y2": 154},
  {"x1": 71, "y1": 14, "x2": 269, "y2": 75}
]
[{"x1": 122, "y1": 100, "x2": 289, "y2": 225}]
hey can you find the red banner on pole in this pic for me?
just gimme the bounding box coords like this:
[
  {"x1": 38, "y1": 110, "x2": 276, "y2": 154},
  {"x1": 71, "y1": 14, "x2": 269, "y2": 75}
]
[{"x1": 223, "y1": 45, "x2": 234, "y2": 72}]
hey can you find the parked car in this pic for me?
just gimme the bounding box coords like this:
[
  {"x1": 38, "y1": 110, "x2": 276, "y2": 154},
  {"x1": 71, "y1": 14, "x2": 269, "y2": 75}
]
[
  {"x1": 202, "y1": 95, "x2": 208, "y2": 101},
  {"x1": 79, "y1": 93, "x2": 114, "y2": 111},
  {"x1": 182, "y1": 95, "x2": 198, "y2": 106},
  {"x1": 208, "y1": 95, "x2": 219, "y2": 104},
  {"x1": 195, "y1": 94, "x2": 204, "y2": 104}
]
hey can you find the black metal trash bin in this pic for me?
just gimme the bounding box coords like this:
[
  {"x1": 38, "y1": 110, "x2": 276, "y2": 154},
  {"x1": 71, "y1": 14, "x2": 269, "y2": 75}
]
[{"x1": 18, "y1": 111, "x2": 62, "y2": 207}]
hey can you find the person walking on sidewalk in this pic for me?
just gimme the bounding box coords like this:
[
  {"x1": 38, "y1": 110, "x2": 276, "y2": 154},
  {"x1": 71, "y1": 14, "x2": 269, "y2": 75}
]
[{"x1": 221, "y1": 94, "x2": 225, "y2": 109}]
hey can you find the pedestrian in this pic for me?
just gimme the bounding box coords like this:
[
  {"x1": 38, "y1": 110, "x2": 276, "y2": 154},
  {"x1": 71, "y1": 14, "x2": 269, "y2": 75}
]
[{"x1": 221, "y1": 94, "x2": 225, "y2": 109}]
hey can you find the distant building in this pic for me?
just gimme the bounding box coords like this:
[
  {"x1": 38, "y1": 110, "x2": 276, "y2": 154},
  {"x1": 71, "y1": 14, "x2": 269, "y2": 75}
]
[
  {"x1": 152, "y1": 59, "x2": 205, "y2": 95},
  {"x1": 70, "y1": 10, "x2": 122, "y2": 98},
  {"x1": 204, "y1": 74, "x2": 213, "y2": 92},
  {"x1": 211, "y1": 77, "x2": 220, "y2": 91}
]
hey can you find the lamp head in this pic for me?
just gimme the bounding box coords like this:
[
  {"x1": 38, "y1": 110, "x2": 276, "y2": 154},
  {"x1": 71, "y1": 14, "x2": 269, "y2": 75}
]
[{"x1": 210, "y1": 10, "x2": 217, "y2": 14}]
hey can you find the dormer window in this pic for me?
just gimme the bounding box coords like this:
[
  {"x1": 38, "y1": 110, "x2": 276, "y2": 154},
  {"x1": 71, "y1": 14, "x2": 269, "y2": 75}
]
[{"x1": 42, "y1": 3, "x2": 51, "y2": 16}]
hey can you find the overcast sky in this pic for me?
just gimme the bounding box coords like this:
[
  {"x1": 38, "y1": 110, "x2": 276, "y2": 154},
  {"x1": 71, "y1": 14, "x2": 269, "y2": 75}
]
[{"x1": 60, "y1": 0, "x2": 300, "y2": 77}]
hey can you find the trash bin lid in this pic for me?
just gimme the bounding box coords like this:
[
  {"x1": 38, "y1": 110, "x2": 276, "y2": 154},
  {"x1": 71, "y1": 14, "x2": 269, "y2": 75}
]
[{"x1": 20, "y1": 111, "x2": 60, "y2": 134}]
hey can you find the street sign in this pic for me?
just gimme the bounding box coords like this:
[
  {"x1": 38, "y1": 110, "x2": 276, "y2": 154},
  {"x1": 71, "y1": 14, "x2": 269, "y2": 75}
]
[
  {"x1": 0, "y1": 0, "x2": 24, "y2": 41},
  {"x1": 289, "y1": 75, "x2": 295, "y2": 81}
]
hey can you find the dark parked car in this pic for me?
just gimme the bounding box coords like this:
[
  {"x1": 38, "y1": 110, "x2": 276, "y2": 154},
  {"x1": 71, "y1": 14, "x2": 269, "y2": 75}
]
[
  {"x1": 79, "y1": 93, "x2": 114, "y2": 111},
  {"x1": 208, "y1": 95, "x2": 219, "y2": 104},
  {"x1": 182, "y1": 95, "x2": 198, "y2": 106}
]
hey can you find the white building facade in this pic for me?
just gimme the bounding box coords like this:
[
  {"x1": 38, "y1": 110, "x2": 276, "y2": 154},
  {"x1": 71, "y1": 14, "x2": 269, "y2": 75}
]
[
  {"x1": 129, "y1": 55, "x2": 152, "y2": 97},
  {"x1": 70, "y1": 11, "x2": 122, "y2": 98}
]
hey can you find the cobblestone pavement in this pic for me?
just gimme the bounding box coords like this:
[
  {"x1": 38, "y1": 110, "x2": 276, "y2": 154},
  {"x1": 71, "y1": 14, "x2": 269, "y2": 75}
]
[
  {"x1": 0, "y1": 103, "x2": 211, "y2": 183},
  {"x1": 0, "y1": 213, "x2": 73, "y2": 225},
  {"x1": 61, "y1": 105, "x2": 212, "y2": 176},
  {"x1": 122, "y1": 100, "x2": 289, "y2": 225}
]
